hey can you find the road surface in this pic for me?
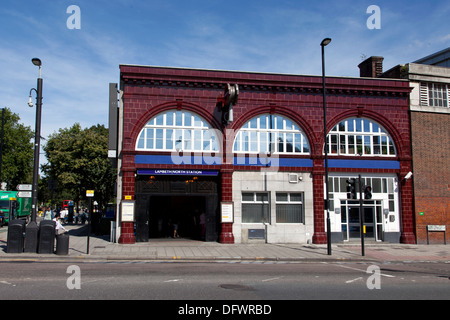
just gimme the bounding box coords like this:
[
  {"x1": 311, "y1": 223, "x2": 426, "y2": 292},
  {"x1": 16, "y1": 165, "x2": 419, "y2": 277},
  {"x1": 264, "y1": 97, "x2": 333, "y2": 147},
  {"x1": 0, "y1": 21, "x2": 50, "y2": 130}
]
[{"x1": 0, "y1": 260, "x2": 448, "y2": 302}]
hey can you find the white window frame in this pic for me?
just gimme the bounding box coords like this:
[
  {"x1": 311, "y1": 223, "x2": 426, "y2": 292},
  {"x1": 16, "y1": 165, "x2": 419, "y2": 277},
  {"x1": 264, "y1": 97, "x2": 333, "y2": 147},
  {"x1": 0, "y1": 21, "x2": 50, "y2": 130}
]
[
  {"x1": 136, "y1": 110, "x2": 220, "y2": 152},
  {"x1": 233, "y1": 114, "x2": 311, "y2": 155},
  {"x1": 420, "y1": 82, "x2": 450, "y2": 108},
  {"x1": 241, "y1": 192, "x2": 270, "y2": 224},
  {"x1": 327, "y1": 118, "x2": 397, "y2": 157},
  {"x1": 428, "y1": 83, "x2": 449, "y2": 108},
  {"x1": 275, "y1": 192, "x2": 305, "y2": 224}
]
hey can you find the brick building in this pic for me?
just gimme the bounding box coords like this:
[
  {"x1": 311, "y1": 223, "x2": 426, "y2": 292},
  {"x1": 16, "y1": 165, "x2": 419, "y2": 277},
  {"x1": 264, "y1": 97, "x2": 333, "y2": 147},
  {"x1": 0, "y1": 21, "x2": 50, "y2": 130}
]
[
  {"x1": 110, "y1": 65, "x2": 415, "y2": 245},
  {"x1": 379, "y1": 48, "x2": 450, "y2": 244}
]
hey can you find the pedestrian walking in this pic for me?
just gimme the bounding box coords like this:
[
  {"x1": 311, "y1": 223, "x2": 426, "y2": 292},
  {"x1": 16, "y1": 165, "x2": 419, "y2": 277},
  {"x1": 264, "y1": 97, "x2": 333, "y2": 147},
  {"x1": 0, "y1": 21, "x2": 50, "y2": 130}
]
[
  {"x1": 43, "y1": 207, "x2": 54, "y2": 220},
  {"x1": 53, "y1": 213, "x2": 68, "y2": 235}
]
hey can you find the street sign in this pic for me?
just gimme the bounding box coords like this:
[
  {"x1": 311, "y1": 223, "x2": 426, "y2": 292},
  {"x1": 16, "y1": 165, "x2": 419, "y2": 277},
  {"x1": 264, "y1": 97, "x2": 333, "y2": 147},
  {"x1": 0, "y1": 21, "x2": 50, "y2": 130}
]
[
  {"x1": 17, "y1": 184, "x2": 32, "y2": 191},
  {"x1": 17, "y1": 191, "x2": 32, "y2": 198},
  {"x1": 427, "y1": 225, "x2": 447, "y2": 245},
  {"x1": 86, "y1": 190, "x2": 94, "y2": 197},
  {"x1": 428, "y1": 225, "x2": 446, "y2": 232}
]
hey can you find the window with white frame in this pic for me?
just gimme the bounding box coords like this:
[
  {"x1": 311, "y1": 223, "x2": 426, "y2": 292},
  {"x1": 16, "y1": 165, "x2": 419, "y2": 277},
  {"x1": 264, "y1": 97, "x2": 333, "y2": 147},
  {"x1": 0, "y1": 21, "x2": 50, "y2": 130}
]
[
  {"x1": 136, "y1": 110, "x2": 220, "y2": 152},
  {"x1": 327, "y1": 118, "x2": 396, "y2": 156},
  {"x1": 241, "y1": 193, "x2": 270, "y2": 223},
  {"x1": 420, "y1": 82, "x2": 450, "y2": 108},
  {"x1": 423, "y1": 83, "x2": 449, "y2": 108},
  {"x1": 233, "y1": 114, "x2": 310, "y2": 155},
  {"x1": 276, "y1": 193, "x2": 304, "y2": 223}
]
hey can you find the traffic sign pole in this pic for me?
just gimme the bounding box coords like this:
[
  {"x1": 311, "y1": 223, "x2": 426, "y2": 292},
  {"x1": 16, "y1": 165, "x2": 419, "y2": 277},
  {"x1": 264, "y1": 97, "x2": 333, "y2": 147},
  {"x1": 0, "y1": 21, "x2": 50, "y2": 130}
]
[
  {"x1": 86, "y1": 190, "x2": 94, "y2": 254},
  {"x1": 359, "y1": 174, "x2": 365, "y2": 257}
]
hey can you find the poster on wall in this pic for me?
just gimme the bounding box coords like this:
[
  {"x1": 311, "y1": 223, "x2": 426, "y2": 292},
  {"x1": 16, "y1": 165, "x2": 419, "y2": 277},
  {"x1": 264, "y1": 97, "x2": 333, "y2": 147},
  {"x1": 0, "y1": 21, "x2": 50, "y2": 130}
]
[
  {"x1": 121, "y1": 201, "x2": 135, "y2": 222},
  {"x1": 221, "y1": 202, "x2": 234, "y2": 223}
]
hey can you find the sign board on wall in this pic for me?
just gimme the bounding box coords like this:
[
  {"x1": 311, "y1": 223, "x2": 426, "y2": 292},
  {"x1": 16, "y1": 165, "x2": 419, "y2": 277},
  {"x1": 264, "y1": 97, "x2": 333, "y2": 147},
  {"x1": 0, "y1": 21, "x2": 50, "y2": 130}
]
[
  {"x1": 221, "y1": 202, "x2": 234, "y2": 223},
  {"x1": 137, "y1": 169, "x2": 219, "y2": 176},
  {"x1": 121, "y1": 201, "x2": 135, "y2": 222}
]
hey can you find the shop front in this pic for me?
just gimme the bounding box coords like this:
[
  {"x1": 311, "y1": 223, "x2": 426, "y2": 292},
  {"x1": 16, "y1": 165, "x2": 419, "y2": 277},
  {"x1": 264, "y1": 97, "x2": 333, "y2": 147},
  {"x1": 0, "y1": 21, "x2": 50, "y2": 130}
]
[
  {"x1": 112, "y1": 64, "x2": 415, "y2": 245},
  {"x1": 329, "y1": 175, "x2": 401, "y2": 243},
  {"x1": 134, "y1": 169, "x2": 220, "y2": 242}
]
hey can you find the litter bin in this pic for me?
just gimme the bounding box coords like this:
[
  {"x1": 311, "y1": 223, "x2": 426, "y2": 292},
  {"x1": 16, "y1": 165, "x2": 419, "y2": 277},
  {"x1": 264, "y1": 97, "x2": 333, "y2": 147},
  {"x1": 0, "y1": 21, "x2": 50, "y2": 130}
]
[
  {"x1": 6, "y1": 220, "x2": 26, "y2": 253},
  {"x1": 38, "y1": 220, "x2": 56, "y2": 254},
  {"x1": 56, "y1": 233, "x2": 69, "y2": 255}
]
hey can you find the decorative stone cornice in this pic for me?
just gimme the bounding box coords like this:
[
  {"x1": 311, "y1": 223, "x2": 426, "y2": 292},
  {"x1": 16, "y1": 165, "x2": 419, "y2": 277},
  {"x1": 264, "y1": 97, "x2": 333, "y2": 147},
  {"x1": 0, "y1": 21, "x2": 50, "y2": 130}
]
[{"x1": 120, "y1": 65, "x2": 412, "y2": 98}]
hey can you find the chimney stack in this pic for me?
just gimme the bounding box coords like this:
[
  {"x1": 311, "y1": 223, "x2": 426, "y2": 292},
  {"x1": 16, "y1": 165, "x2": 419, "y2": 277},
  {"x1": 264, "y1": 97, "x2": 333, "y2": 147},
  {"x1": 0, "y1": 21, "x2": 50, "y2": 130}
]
[{"x1": 358, "y1": 56, "x2": 384, "y2": 78}]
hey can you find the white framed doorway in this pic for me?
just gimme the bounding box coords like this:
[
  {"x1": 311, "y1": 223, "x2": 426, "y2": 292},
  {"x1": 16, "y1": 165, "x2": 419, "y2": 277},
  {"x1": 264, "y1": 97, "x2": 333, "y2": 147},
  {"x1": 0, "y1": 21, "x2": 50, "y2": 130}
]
[{"x1": 341, "y1": 200, "x2": 384, "y2": 241}]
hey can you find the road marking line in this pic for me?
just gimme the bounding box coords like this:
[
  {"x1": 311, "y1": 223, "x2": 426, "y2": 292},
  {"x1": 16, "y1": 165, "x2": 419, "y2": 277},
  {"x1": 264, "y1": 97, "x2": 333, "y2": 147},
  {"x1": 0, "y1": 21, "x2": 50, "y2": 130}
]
[
  {"x1": 262, "y1": 277, "x2": 282, "y2": 282},
  {"x1": 164, "y1": 279, "x2": 182, "y2": 283},
  {"x1": 337, "y1": 264, "x2": 395, "y2": 278},
  {"x1": 0, "y1": 280, "x2": 16, "y2": 287},
  {"x1": 346, "y1": 277, "x2": 363, "y2": 284}
]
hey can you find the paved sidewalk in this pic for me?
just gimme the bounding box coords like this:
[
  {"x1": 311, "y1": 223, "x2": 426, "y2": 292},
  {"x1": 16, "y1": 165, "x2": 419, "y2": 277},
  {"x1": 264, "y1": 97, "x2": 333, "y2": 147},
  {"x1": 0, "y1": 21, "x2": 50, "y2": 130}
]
[{"x1": 1, "y1": 223, "x2": 449, "y2": 263}]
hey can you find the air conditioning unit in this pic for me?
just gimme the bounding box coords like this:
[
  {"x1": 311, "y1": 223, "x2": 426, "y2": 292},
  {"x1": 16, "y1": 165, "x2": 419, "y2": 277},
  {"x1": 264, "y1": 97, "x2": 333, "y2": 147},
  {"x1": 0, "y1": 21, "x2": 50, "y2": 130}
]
[{"x1": 288, "y1": 174, "x2": 299, "y2": 184}]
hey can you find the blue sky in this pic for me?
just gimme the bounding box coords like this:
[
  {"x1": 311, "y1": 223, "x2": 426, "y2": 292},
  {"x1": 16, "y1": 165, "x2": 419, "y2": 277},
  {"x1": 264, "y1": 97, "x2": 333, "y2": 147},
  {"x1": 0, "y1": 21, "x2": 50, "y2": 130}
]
[{"x1": 1, "y1": 0, "x2": 449, "y2": 144}]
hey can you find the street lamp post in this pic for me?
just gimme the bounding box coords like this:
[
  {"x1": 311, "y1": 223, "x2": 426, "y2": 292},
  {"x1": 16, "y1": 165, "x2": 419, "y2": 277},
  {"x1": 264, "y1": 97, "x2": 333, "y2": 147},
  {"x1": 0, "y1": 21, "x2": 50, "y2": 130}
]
[
  {"x1": 24, "y1": 58, "x2": 43, "y2": 253},
  {"x1": 321, "y1": 38, "x2": 332, "y2": 256}
]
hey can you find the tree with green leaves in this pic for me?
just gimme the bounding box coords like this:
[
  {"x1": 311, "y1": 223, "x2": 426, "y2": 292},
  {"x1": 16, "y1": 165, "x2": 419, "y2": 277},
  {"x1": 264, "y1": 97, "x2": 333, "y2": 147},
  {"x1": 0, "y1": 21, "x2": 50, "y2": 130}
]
[
  {"x1": 0, "y1": 108, "x2": 34, "y2": 190},
  {"x1": 42, "y1": 123, "x2": 116, "y2": 211}
]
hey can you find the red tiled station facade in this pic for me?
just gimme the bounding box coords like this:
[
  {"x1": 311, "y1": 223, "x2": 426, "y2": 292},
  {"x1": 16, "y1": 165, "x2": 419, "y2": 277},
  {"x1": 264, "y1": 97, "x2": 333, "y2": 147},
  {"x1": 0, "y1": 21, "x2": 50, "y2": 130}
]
[{"x1": 118, "y1": 65, "x2": 415, "y2": 245}]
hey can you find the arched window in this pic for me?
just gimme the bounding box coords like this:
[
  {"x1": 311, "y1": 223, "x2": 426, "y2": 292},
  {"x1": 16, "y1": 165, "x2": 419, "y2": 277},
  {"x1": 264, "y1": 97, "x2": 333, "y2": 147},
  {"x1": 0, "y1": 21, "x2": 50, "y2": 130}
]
[
  {"x1": 327, "y1": 118, "x2": 396, "y2": 156},
  {"x1": 136, "y1": 110, "x2": 220, "y2": 152},
  {"x1": 233, "y1": 114, "x2": 310, "y2": 155}
]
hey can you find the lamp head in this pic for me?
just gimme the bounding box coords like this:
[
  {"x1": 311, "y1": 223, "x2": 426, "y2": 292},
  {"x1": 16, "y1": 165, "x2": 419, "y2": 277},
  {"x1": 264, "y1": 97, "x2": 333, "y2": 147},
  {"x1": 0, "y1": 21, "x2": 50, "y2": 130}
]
[
  {"x1": 31, "y1": 58, "x2": 42, "y2": 67},
  {"x1": 321, "y1": 38, "x2": 332, "y2": 47},
  {"x1": 28, "y1": 96, "x2": 34, "y2": 107}
]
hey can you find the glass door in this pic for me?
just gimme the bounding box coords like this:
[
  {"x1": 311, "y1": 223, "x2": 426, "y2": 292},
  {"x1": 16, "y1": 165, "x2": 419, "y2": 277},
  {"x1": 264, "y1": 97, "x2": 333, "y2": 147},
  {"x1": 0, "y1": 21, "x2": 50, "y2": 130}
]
[
  {"x1": 348, "y1": 206, "x2": 362, "y2": 239},
  {"x1": 341, "y1": 201, "x2": 381, "y2": 241},
  {"x1": 363, "y1": 207, "x2": 375, "y2": 239}
]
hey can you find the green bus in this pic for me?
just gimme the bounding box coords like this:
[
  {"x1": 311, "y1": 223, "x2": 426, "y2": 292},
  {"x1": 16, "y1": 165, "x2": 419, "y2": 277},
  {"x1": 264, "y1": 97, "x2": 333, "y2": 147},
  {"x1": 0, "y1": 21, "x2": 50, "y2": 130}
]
[{"x1": 0, "y1": 191, "x2": 32, "y2": 226}]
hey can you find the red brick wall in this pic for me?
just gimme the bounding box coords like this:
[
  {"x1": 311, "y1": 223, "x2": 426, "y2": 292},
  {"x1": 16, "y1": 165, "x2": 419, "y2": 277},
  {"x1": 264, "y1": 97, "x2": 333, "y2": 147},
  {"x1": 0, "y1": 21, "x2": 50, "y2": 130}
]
[
  {"x1": 312, "y1": 160, "x2": 327, "y2": 244},
  {"x1": 119, "y1": 65, "x2": 414, "y2": 244},
  {"x1": 411, "y1": 112, "x2": 450, "y2": 244}
]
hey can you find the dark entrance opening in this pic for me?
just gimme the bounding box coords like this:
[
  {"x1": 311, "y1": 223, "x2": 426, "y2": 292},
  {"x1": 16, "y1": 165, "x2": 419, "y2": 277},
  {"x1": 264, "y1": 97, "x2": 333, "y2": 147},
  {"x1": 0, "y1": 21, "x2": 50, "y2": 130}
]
[
  {"x1": 135, "y1": 173, "x2": 220, "y2": 243},
  {"x1": 149, "y1": 195, "x2": 206, "y2": 240}
]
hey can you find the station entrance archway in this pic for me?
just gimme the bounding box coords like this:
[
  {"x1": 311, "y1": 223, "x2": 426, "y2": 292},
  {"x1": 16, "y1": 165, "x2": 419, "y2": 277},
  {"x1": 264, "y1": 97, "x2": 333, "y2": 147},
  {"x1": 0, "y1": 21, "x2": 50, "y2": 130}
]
[
  {"x1": 148, "y1": 195, "x2": 206, "y2": 239},
  {"x1": 134, "y1": 172, "x2": 220, "y2": 242}
]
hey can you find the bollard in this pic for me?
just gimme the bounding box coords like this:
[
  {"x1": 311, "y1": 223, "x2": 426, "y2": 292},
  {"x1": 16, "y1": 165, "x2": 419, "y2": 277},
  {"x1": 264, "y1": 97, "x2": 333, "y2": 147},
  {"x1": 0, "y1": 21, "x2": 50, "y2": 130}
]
[
  {"x1": 6, "y1": 220, "x2": 26, "y2": 253},
  {"x1": 55, "y1": 233, "x2": 69, "y2": 255},
  {"x1": 38, "y1": 220, "x2": 56, "y2": 254}
]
